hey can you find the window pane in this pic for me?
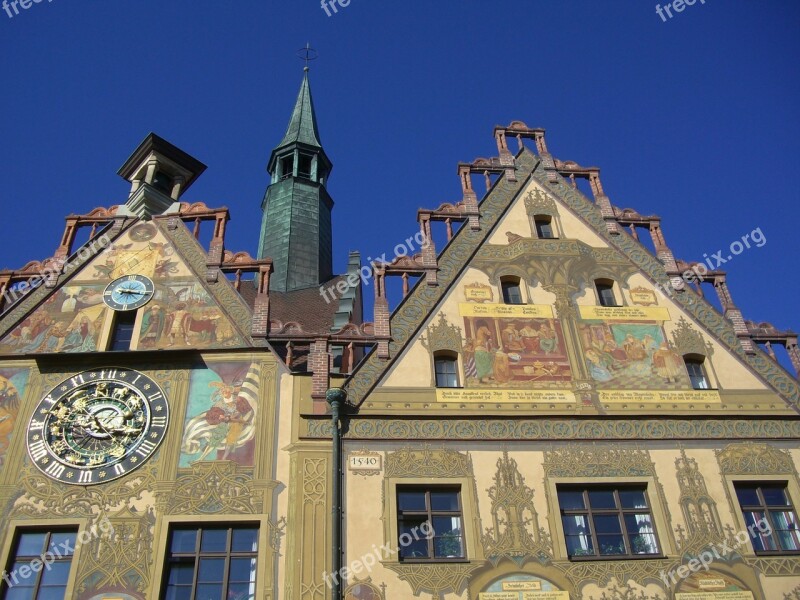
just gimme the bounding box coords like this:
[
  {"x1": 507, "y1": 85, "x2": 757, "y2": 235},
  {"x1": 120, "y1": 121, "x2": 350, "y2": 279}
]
[
  {"x1": 229, "y1": 557, "x2": 257, "y2": 582},
  {"x1": 398, "y1": 491, "x2": 427, "y2": 512},
  {"x1": 48, "y1": 533, "x2": 76, "y2": 557},
  {"x1": 171, "y1": 530, "x2": 198, "y2": 554},
  {"x1": 195, "y1": 583, "x2": 223, "y2": 600},
  {"x1": 198, "y1": 558, "x2": 225, "y2": 582},
  {"x1": 624, "y1": 514, "x2": 654, "y2": 535},
  {"x1": 17, "y1": 533, "x2": 47, "y2": 557},
  {"x1": 5, "y1": 589, "x2": 36, "y2": 600},
  {"x1": 502, "y1": 282, "x2": 523, "y2": 304},
  {"x1": 227, "y1": 582, "x2": 256, "y2": 600},
  {"x1": 593, "y1": 514, "x2": 622, "y2": 535},
  {"x1": 432, "y1": 516, "x2": 463, "y2": 558},
  {"x1": 200, "y1": 529, "x2": 228, "y2": 553},
  {"x1": 430, "y1": 491, "x2": 459, "y2": 511},
  {"x1": 743, "y1": 511, "x2": 777, "y2": 551},
  {"x1": 167, "y1": 563, "x2": 195, "y2": 585},
  {"x1": 597, "y1": 535, "x2": 626, "y2": 555},
  {"x1": 231, "y1": 528, "x2": 259, "y2": 553},
  {"x1": 39, "y1": 561, "x2": 71, "y2": 585},
  {"x1": 163, "y1": 587, "x2": 193, "y2": 600},
  {"x1": 557, "y1": 490, "x2": 585, "y2": 510},
  {"x1": 619, "y1": 490, "x2": 647, "y2": 510},
  {"x1": 561, "y1": 515, "x2": 590, "y2": 536},
  {"x1": 588, "y1": 490, "x2": 617, "y2": 509},
  {"x1": 399, "y1": 520, "x2": 429, "y2": 559},
  {"x1": 735, "y1": 486, "x2": 760, "y2": 507},
  {"x1": 35, "y1": 588, "x2": 67, "y2": 600},
  {"x1": 762, "y1": 486, "x2": 790, "y2": 506},
  {"x1": 565, "y1": 534, "x2": 593, "y2": 556}
]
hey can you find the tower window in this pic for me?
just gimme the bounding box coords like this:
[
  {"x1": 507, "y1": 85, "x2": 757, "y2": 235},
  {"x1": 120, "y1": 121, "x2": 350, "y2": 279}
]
[
  {"x1": 501, "y1": 277, "x2": 524, "y2": 305},
  {"x1": 595, "y1": 280, "x2": 618, "y2": 307},
  {"x1": 434, "y1": 353, "x2": 459, "y2": 388},
  {"x1": 279, "y1": 155, "x2": 294, "y2": 180},
  {"x1": 297, "y1": 154, "x2": 313, "y2": 179},
  {"x1": 534, "y1": 216, "x2": 555, "y2": 239},
  {"x1": 684, "y1": 356, "x2": 710, "y2": 390},
  {"x1": 152, "y1": 170, "x2": 173, "y2": 194},
  {"x1": 109, "y1": 311, "x2": 137, "y2": 351}
]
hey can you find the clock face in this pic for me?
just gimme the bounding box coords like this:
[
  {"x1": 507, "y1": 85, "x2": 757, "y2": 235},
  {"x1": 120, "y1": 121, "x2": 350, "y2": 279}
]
[
  {"x1": 103, "y1": 275, "x2": 155, "y2": 311},
  {"x1": 26, "y1": 368, "x2": 169, "y2": 485}
]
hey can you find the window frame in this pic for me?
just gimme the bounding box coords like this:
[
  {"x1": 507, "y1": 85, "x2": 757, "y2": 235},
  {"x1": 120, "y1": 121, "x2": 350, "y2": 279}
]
[
  {"x1": 683, "y1": 354, "x2": 712, "y2": 390},
  {"x1": 433, "y1": 352, "x2": 460, "y2": 389},
  {"x1": 594, "y1": 280, "x2": 619, "y2": 308},
  {"x1": 533, "y1": 215, "x2": 556, "y2": 239},
  {"x1": 500, "y1": 277, "x2": 525, "y2": 305},
  {"x1": 732, "y1": 481, "x2": 800, "y2": 556},
  {"x1": 108, "y1": 310, "x2": 137, "y2": 351},
  {"x1": 160, "y1": 524, "x2": 260, "y2": 600},
  {"x1": 0, "y1": 525, "x2": 80, "y2": 600},
  {"x1": 395, "y1": 486, "x2": 465, "y2": 563},
  {"x1": 556, "y1": 484, "x2": 663, "y2": 561}
]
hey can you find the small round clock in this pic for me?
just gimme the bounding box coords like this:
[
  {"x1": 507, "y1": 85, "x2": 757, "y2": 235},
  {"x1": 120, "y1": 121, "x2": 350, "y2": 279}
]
[
  {"x1": 103, "y1": 274, "x2": 155, "y2": 311},
  {"x1": 26, "y1": 368, "x2": 169, "y2": 485}
]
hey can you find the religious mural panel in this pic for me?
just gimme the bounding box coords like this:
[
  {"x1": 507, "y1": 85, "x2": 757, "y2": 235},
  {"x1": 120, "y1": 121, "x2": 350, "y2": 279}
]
[
  {"x1": 0, "y1": 366, "x2": 29, "y2": 467},
  {"x1": 179, "y1": 361, "x2": 260, "y2": 467}
]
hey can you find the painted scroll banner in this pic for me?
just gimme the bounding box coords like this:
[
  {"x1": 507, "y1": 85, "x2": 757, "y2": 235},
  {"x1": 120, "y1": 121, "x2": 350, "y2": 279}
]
[
  {"x1": 479, "y1": 593, "x2": 568, "y2": 600},
  {"x1": 436, "y1": 388, "x2": 575, "y2": 403},
  {"x1": 460, "y1": 303, "x2": 555, "y2": 318},
  {"x1": 675, "y1": 592, "x2": 754, "y2": 600},
  {"x1": 579, "y1": 305, "x2": 671, "y2": 321},
  {"x1": 599, "y1": 390, "x2": 722, "y2": 403}
]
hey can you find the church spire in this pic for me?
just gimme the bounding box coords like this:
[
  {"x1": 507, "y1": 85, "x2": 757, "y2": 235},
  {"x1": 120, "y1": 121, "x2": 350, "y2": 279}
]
[{"x1": 258, "y1": 68, "x2": 334, "y2": 292}]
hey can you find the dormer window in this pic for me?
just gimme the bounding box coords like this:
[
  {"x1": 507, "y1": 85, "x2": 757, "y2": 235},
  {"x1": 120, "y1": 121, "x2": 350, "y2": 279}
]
[
  {"x1": 151, "y1": 170, "x2": 173, "y2": 194},
  {"x1": 534, "y1": 216, "x2": 555, "y2": 239},
  {"x1": 684, "y1": 355, "x2": 710, "y2": 390},
  {"x1": 501, "y1": 277, "x2": 524, "y2": 305},
  {"x1": 595, "y1": 279, "x2": 619, "y2": 307}
]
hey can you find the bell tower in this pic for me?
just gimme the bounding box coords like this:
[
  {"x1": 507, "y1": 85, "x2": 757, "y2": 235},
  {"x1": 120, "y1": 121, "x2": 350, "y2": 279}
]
[{"x1": 257, "y1": 68, "x2": 334, "y2": 291}]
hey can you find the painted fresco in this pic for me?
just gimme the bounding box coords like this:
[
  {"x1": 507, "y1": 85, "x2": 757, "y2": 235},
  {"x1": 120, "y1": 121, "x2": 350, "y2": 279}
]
[
  {"x1": 179, "y1": 361, "x2": 260, "y2": 467},
  {"x1": 0, "y1": 222, "x2": 245, "y2": 354},
  {"x1": 0, "y1": 367, "x2": 29, "y2": 466},
  {"x1": 463, "y1": 316, "x2": 572, "y2": 386},
  {"x1": 579, "y1": 321, "x2": 690, "y2": 389},
  {"x1": 0, "y1": 286, "x2": 108, "y2": 353}
]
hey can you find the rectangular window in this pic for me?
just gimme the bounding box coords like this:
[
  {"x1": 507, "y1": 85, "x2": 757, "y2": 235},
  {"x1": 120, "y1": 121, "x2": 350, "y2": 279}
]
[
  {"x1": 109, "y1": 310, "x2": 137, "y2": 351},
  {"x1": 595, "y1": 283, "x2": 617, "y2": 307},
  {"x1": 162, "y1": 525, "x2": 258, "y2": 600},
  {"x1": 297, "y1": 154, "x2": 313, "y2": 180},
  {"x1": 279, "y1": 155, "x2": 294, "y2": 180},
  {"x1": 397, "y1": 487, "x2": 464, "y2": 561},
  {"x1": 557, "y1": 486, "x2": 660, "y2": 559},
  {"x1": 501, "y1": 281, "x2": 524, "y2": 305},
  {"x1": 685, "y1": 360, "x2": 709, "y2": 390},
  {"x1": 434, "y1": 357, "x2": 459, "y2": 388},
  {"x1": 535, "y1": 218, "x2": 555, "y2": 239},
  {"x1": 0, "y1": 529, "x2": 77, "y2": 599},
  {"x1": 734, "y1": 483, "x2": 800, "y2": 554}
]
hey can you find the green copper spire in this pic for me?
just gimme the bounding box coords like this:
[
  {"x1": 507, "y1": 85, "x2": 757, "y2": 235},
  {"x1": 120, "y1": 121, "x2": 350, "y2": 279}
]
[
  {"x1": 258, "y1": 70, "x2": 334, "y2": 292},
  {"x1": 277, "y1": 70, "x2": 322, "y2": 148}
]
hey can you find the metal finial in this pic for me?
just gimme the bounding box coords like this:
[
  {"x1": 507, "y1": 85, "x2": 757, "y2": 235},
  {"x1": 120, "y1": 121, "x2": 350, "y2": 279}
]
[{"x1": 297, "y1": 43, "x2": 318, "y2": 71}]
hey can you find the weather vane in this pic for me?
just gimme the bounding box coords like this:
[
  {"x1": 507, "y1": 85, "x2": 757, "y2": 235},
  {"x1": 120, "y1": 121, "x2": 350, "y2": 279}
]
[{"x1": 297, "y1": 43, "x2": 318, "y2": 71}]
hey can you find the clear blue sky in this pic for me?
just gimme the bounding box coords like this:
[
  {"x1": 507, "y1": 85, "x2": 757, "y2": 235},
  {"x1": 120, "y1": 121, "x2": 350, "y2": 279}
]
[{"x1": 1, "y1": 1, "x2": 798, "y2": 363}]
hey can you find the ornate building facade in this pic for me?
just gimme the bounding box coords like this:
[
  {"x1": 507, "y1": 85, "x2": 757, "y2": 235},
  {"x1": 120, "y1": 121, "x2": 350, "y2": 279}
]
[{"x1": 0, "y1": 73, "x2": 798, "y2": 600}]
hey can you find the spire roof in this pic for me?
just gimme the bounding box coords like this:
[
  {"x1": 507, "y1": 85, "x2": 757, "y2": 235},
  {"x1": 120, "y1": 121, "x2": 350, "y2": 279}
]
[{"x1": 277, "y1": 70, "x2": 322, "y2": 149}]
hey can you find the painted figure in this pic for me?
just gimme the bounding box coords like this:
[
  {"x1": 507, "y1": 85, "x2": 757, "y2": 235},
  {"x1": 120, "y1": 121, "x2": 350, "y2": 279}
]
[{"x1": 652, "y1": 342, "x2": 685, "y2": 383}]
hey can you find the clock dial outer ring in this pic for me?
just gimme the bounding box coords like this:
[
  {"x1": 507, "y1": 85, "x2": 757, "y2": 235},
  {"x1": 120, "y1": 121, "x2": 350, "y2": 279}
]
[
  {"x1": 103, "y1": 275, "x2": 155, "y2": 312},
  {"x1": 26, "y1": 368, "x2": 169, "y2": 485}
]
